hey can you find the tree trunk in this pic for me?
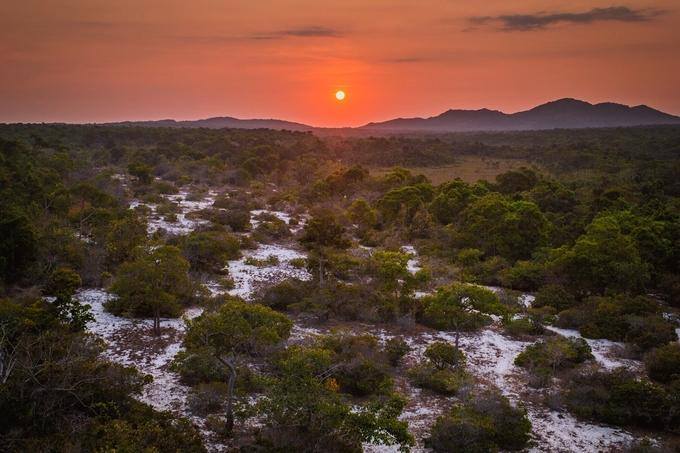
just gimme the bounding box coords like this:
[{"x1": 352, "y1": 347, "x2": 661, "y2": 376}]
[
  {"x1": 215, "y1": 355, "x2": 237, "y2": 436},
  {"x1": 153, "y1": 308, "x2": 161, "y2": 336},
  {"x1": 455, "y1": 329, "x2": 460, "y2": 349},
  {"x1": 318, "y1": 257, "x2": 325, "y2": 286}
]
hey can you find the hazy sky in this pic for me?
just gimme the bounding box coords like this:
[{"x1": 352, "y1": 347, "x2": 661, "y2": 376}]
[{"x1": 2, "y1": 0, "x2": 679, "y2": 126}]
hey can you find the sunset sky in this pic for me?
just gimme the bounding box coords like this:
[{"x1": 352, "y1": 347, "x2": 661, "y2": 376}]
[{"x1": 2, "y1": 1, "x2": 679, "y2": 126}]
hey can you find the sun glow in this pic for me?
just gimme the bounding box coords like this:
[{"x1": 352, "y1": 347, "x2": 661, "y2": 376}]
[{"x1": 335, "y1": 90, "x2": 346, "y2": 101}]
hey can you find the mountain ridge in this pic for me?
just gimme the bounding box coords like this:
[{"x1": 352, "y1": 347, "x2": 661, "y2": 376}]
[{"x1": 107, "y1": 98, "x2": 680, "y2": 133}]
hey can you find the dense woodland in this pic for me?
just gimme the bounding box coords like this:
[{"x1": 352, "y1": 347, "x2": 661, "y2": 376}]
[{"x1": 1, "y1": 123, "x2": 679, "y2": 452}]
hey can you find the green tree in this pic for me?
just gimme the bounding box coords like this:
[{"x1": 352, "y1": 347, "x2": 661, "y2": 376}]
[
  {"x1": 46, "y1": 267, "x2": 92, "y2": 331},
  {"x1": 110, "y1": 246, "x2": 192, "y2": 335},
  {"x1": 420, "y1": 284, "x2": 500, "y2": 347},
  {"x1": 551, "y1": 214, "x2": 649, "y2": 296},
  {"x1": 255, "y1": 345, "x2": 414, "y2": 452},
  {"x1": 301, "y1": 211, "x2": 350, "y2": 284},
  {"x1": 183, "y1": 301, "x2": 292, "y2": 434}
]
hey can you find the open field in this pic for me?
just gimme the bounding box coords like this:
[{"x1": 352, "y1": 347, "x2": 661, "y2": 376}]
[{"x1": 370, "y1": 155, "x2": 540, "y2": 184}]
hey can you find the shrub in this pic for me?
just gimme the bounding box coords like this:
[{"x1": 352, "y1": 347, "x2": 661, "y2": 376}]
[
  {"x1": 565, "y1": 370, "x2": 677, "y2": 429},
  {"x1": 172, "y1": 348, "x2": 226, "y2": 385},
  {"x1": 501, "y1": 260, "x2": 545, "y2": 291},
  {"x1": 335, "y1": 358, "x2": 393, "y2": 396},
  {"x1": 427, "y1": 391, "x2": 531, "y2": 452},
  {"x1": 515, "y1": 336, "x2": 592, "y2": 382},
  {"x1": 419, "y1": 284, "x2": 499, "y2": 333},
  {"x1": 244, "y1": 255, "x2": 279, "y2": 267},
  {"x1": 182, "y1": 231, "x2": 240, "y2": 273},
  {"x1": 258, "y1": 279, "x2": 307, "y2": 311},
  {"x1": 315, "y1": 333, "x2": 394, "y2": 397},
  {"x1": 408, "y1": 365, "x2": 471, "y2": 395},
  {"x1": 503, "y1": 317, "x2": 546, "y2": 339},
  {"x1": 384, "y1": 337, "x2": 410, "y2": 366},
  {"x1": 555, "y1": 295, "x2": 676, "y2": 351},
  {"x1": 533, "y1": 284, "x2": 576, "y2": 312},
  {"x1": 424, "y1": 342, "x2": 466, "y2": 369},
  {"x1": 187, "y1": 382, "x2": 229, "y2": 415},
  {"x1": 645, "y1": 343, "x2": 680, "y2": 384}
]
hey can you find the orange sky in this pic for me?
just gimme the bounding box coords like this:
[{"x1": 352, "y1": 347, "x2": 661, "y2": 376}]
[{"x1": 1, "y1": 0, "x2": 679, "y2": 126}]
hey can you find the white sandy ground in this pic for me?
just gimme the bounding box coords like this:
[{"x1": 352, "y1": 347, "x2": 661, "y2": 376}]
[
  {"x1": 129, "y1": 189, "x2": 217, "y2": 235},
  {"x1": 225, "y1": 243, "x2": 312, "y2": 300},
  {"x1": 82, "y1": 223, "x2": 651, "y2": 452}
]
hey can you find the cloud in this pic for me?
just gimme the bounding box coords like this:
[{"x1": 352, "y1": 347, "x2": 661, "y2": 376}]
[
  {"x1": 249, "y1": 26, "x2": 341, "y2": 40},
  {"x1": 471, "y1": 6, "x2": 665, "y2": 31}
]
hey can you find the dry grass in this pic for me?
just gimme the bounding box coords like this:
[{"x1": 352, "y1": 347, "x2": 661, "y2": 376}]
[{"x1": 370, "y1": 155, "x2": 540, "y2": 184}]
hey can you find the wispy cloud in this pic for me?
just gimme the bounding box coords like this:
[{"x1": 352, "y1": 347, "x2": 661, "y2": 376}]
[
  {"x1": 470, "y1": 6, "x2": 665, "y2": 31},
  {"x1": 249, "y1": 26, "x2": 341, "y2": 40}
]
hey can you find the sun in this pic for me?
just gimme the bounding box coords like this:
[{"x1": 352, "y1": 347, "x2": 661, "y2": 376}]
[{"x1": 335, "y1": 90, "x2": 346, "y2": 101}]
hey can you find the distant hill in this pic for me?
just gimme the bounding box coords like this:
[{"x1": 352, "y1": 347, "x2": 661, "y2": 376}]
[
  {"x1": 108, "y1": 98, "x2": 680, "y2": 133},
  {"x1": 360, "y1": 98, "x2": 680, "y2": 132},
  {"x1": 110, "y1": 116, "x2": 314, "y2": 132}
]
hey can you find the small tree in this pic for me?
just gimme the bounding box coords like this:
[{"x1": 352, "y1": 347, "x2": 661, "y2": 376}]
[
  {"x1": 420, "y1": 284, "x2": 498, "y2": 347},
  {"x1": 46, "y1": 267, "x2": 92, "y2": 331},
  {"x1": 425, "y1": 342, "x2": 466, "y2": 370},
  {"x1": 301, "y1": 211, "x2": 350, "y2": 285},
  {"x1": 183, "y1": 301, "x2": 292, "y2": 435},
  {"x1": 110, "y1": 246, "x2": 192, "y2": 336}
]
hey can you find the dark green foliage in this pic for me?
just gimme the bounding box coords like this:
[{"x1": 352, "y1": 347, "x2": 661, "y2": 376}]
[
  {"x1": 549, "y1": 213, "x2": 650, "y2": 296},
  {"x1": 495, "y1": 167, "x2": 539, "y2": 194},
  {"x1": 384, "y1": 337, "x2": 410, "y2": 366},
  {"x1": 0, "y1": 297, "x2": 203, "y2": 452},
  {"x1": 515, "y1": 336, "x2": 592, "y2": 382},
  {"x1": 181, "y1": 230, "x2": 240, "y2": 273},
  {"x1": 456, "y1": 193, "x2": 548, "y2": 261},
  {"x1": 419, "y1": 284, "x2": 502, "y2": 332},
  {"x1": 45, "y1": 267, "x2": 93, "y2": 331},
  {"x1": 128, "y1": 162, "x2": 153, "y2": 184},
  {"x1": 424, "y1": 341, "x2": 466, "y2": 369},
  {"x1": 644, "y1": 343, "x2": 680, "y2": 384},
  {"x1": 408, "y1": 365, "x2": 471, "y2": 395},
  {"x1": 501, "y1": 260, "x2": 546, "y2": 291},
  {"x1": 315, "y1": 333, "x2": 394, "y2": 397},
  {"x1": 254, "y1": 345, "x2": 414, "y2": 452},
  {"x1": 427, "y1": 391, "x2": 531, "y2": 452},
  {"x1": 502, "y1": 316, "x2": 546, "y2": 339},
  {"x1": 0, "y1": 211, "x2": 37, "y2": 284},
  {"x1": 565, "y1": 370, "x2": 678, "y2": 430},
  {"x1": 257, "y1": 279, "x2": 308, "y2": 311},
  {"x1": 556, "y1": 295, "x2": 677, "y2": 351},
  {"x1": 300, "y1": 211, "x2": 351, "y2": 250},
  {"x1": 533, "y1": 284, "x2": 577, "y2": 312},
  {"x1": 378, "y1": 183, "x2": 435, "y2": 223},
  {"x1": 109, "y1": 246, "x2": 193, "y2": 324}
]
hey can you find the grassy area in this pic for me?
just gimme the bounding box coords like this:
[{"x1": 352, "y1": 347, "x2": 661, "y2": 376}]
[{"x1": 370, "y1": 155, "x2": 539, "y2": 184}]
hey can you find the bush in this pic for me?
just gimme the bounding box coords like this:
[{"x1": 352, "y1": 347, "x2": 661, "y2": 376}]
[
  {"x1": 419, "y1": 284, "x2": 498, "y2": 332},
  {"x1": 314, "y1": 333, "x2": 394, "y2": 397},
  {"x1": 555, "y1": 295, "x2": 676, "y2": 351},
  {"x1": 408, "y1": 364, "x2": 470, "y2": 395},
  {"x1": 565, "y1": 370, "x2": 677, "y2": 429},
  {"x1": 427, "y1": 391, "x2": 531, "y2": 452},
  {"x1": 384, "y1": 337, "x2": 410, "y2": 366},
  {"x1": 424, "y1": 342, "x2": 466, "y2": 369},
  {"x1": 515, "y1": 336, "x2": 592, "y2": 382},
  {"x1": 172, "y1": 348, "x2": 226, "y2": 385},
  {"x1": 335, "y1": 358, "x2": 393, "y2": 396},
  {"x1": 501, "y1": 260, "x2": 545, "y2": 291},
  {"x1": 187, "y1": 382, "x2": 229, "y2": 415},
  {"x1": 645, "y1": 343, "x2": 680, "y2": 384},
  {"x1": 258, "y1": 279, "x2": 307, "y2": 311},
  {"x1": 503, "y1": 317, "x2": 546, "y2": 339},
  {"x1": 182, "y1": 231, "x2": 240, "y2": 273},
  {"x1": 533, "y1": 284, "x2": 576, "y2": 312}
]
